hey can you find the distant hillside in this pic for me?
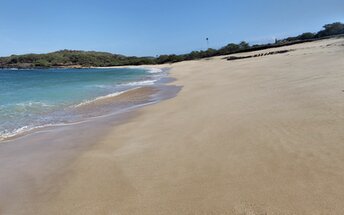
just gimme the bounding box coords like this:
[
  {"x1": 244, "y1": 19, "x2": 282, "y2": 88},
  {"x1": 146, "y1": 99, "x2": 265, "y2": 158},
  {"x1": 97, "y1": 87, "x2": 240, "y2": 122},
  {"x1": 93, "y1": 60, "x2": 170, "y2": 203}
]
[
  {"x1": 0, "y1": 22, "x2": 343, "y2": 69},
  {"x1": 0, "y1": 50, "x2": 156, "y2": 69}
]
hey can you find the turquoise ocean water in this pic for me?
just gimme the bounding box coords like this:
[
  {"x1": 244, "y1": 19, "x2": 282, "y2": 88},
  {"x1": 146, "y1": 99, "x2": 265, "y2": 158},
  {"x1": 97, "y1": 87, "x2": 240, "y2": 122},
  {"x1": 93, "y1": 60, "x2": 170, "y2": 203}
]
[{"x1": 0, "y1": 67, "x2": 164, "y2": 140}]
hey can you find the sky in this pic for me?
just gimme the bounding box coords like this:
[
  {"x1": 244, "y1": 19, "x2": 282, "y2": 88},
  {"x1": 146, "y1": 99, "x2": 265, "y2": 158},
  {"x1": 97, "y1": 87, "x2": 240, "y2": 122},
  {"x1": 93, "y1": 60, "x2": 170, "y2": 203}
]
[{"x1": 0, "y1": 0, "x2": 343, "y2": 57}]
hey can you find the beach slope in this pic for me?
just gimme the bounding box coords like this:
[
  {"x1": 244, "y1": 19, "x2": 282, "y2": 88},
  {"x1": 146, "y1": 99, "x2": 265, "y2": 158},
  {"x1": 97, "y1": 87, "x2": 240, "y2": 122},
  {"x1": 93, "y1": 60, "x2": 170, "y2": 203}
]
[{"x1": 3, "y1": 38, "x2": 344, "y2": 214}]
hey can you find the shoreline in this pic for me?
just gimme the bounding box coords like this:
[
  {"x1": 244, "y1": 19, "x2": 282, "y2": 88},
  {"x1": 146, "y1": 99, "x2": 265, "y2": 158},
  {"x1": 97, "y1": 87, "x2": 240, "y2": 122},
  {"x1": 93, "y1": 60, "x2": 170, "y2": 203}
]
[
  {"x1": 0, "y1": 65, "x2": 168, "y2": 70},
  {"x1": 0, "y1": 66, "x2": 174, "y2": 142},
  {"x1": 1, "y1": 37, "x2": 344, "y2": 214},
  {"x1": 0, "y1": 86, "x2": 174, "y2": 143},
  {"x1": 0, "y1": 70, "x2": 181, "y2": 214}
]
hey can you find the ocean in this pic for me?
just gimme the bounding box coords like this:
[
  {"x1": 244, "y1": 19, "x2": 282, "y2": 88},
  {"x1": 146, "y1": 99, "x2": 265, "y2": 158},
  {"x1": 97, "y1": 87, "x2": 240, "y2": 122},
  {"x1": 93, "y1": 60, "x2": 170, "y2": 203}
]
[{"x1": 0, "y1": 67, "x2": 165, "y2": 140}]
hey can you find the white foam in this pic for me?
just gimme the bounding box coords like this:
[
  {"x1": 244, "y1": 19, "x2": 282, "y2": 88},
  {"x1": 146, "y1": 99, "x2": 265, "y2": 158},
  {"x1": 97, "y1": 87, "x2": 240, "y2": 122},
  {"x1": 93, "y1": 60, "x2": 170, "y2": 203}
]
[
  {"x1": 0, "y1": 124, "x2": 57, "y2": 141},
  {"x1": 120, "y1": 67, "x2": 163, "y2": 74},
  {"x1": 146, "y1": 68, "x2": 163, "y2": 74},
  {"x1": 119, "y1": 66, "x2": 163, "y2": 74},
  {"x1": 16, "y1": 101, "x2": 53, "y2": 108},
  {"x1": 92, "y1": 84, "x2": 114, "y2": 89},
  {"x1": 74, "y1": 91, "x2": 126, "y2": 108},
  {"x1": 120, "y1": 80, "x2": 157, "y2": 87},
  {"x1": 92, "y1": 66, "x2": 163, "y2": 74}
]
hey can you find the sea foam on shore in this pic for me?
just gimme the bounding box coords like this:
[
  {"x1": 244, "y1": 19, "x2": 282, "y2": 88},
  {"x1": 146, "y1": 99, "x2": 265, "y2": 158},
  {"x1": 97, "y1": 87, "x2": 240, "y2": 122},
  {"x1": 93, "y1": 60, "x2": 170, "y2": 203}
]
[{"x1": 0, "y1": 67, "x2": 166, "y2": 141}]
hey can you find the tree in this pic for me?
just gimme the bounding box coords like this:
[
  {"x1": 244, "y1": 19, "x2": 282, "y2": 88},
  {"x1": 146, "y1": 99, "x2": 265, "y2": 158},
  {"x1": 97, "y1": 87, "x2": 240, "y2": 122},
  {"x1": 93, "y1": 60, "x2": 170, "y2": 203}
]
[
  {"x1": 317, "y1": 22, "x2": 344, "y2": 37},
  {"x1": 34, "y1": 59, "x2": 50, "y2": 67},
  {"x1": 218, "y1": 43, "x2": 240, "y2": 55},
  {"x1": 239, "y1": 41, "x2": 250, "y2": 50},
  {"x1": 297, "y1": 32, "x2": 315, "y2": 40}
]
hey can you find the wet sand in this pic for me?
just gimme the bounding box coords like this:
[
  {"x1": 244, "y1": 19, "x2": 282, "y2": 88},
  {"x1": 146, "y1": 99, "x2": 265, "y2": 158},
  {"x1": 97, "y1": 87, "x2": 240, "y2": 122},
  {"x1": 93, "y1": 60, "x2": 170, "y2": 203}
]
[{"x1": 1, "y1": 38, "x2": 344, "y2": 214}]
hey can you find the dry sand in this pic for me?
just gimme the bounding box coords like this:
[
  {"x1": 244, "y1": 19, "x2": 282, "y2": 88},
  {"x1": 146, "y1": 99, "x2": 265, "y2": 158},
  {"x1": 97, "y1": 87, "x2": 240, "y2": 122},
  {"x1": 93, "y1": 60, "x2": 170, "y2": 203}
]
[{"x1": 1, "y1": 38, "x2": 344, "y2": 214}]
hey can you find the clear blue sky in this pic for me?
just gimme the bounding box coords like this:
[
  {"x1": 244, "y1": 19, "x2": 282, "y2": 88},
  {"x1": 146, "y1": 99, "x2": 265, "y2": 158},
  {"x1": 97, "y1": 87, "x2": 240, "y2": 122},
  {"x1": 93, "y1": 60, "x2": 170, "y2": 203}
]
[{"x1": 1, "y1": 0, "x2": 343, "y2": 57}]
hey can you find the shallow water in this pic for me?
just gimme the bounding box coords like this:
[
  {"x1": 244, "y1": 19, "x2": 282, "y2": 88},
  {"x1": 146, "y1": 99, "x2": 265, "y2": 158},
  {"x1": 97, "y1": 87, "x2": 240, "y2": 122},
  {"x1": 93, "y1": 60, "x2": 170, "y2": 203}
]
[{"x1": 0, "y1": 67, "x2": 165, "y2": 140}]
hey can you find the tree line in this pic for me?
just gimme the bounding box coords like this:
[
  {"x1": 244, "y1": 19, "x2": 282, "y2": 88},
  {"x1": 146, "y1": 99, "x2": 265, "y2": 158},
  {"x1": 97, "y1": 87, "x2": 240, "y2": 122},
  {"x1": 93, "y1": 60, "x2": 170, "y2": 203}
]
[{"x1": 0, "y1": 22, "x2": 343, "y2": 69}]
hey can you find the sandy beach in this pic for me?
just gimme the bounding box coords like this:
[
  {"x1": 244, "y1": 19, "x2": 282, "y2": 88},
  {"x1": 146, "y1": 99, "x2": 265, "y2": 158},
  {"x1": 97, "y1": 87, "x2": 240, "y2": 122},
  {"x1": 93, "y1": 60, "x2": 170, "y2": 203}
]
[{"x1": 1, "y1": 37, "x2": 344, "y2": 214}]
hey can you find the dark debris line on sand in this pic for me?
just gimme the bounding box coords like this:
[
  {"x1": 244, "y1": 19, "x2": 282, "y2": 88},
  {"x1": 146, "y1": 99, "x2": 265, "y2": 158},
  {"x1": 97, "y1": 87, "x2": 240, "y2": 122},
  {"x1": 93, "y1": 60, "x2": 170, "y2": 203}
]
[{"x1": 225, "y1": 50, "x2": 293, "y2": 61}]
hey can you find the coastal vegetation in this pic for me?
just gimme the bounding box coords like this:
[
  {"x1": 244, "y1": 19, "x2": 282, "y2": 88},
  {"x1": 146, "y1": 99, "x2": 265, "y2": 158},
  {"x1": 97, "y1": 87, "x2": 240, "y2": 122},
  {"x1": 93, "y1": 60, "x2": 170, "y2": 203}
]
[{"x1": 0, "y1": 22, "x2": 343, "y2": 69}]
